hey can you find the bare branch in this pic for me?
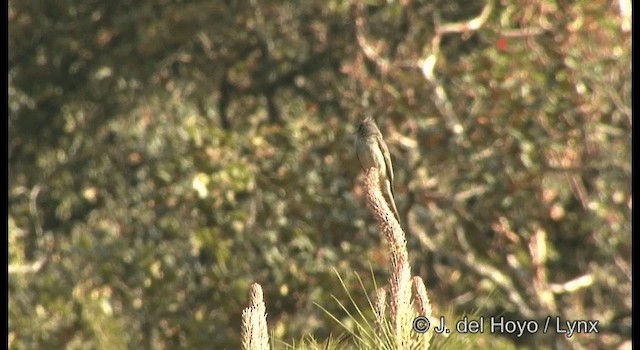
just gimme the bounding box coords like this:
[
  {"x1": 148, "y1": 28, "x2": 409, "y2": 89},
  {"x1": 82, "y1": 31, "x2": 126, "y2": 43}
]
[
  {"x1": 549, "y1": 274, "x2": 595, "y2": 294},
  {"x1": 436, "y1": 0, "x2": 494, "y2": 35},
  {"x1": 416, "y1": 0, "x2": 495, "y2": 138},
  {"x1": 8, "y1": 258, "x2": 46, "y2": 274},
  {"x1": 618, "y1": 0, "x2": 631, "y2": 32},
  {"x1": 353, "y1": 0, "x2": 391, "y2": 75}
]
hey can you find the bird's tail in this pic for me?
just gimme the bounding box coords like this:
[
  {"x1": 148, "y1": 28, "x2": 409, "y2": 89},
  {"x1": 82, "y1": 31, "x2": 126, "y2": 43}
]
[{"x1": 382, "y1": 179, "x2": 401, "y2": 223}]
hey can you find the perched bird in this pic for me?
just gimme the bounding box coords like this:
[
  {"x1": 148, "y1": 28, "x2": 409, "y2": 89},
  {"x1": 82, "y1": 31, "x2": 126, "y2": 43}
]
[{"x1": 355, "y1": 115, "x2": 400, "y2": 222}]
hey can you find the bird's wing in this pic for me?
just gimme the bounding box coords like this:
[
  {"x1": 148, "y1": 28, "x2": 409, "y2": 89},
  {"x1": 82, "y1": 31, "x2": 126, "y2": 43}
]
[{"x1": 377, "y1": 133, "x2": 395, "y2": 195}]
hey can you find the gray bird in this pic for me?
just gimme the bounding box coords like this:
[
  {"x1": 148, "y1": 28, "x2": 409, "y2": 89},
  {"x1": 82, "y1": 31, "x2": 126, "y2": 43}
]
[{"x1": 356, "y1": 115, "x2": 400, "y2": 222}]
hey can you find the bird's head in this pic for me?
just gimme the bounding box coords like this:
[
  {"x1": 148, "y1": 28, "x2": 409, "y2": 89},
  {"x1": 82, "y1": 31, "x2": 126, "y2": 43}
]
[{"x1": 357, "y1": 115, "x2": 378, "y2": 137}]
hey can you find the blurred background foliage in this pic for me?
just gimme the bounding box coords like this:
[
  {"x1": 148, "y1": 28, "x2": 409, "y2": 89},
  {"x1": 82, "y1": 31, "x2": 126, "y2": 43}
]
[{"x1": 9, "y1": 0, "x2": 630, "y2": 348}]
